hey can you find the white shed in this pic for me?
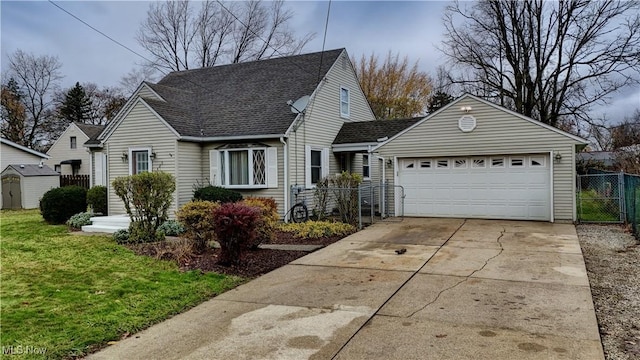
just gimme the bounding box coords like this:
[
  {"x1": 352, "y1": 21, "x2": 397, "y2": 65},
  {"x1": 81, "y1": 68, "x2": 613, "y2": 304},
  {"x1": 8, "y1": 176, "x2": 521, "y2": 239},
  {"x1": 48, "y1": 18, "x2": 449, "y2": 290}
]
[{"x1": 1, "y1": 164, "x2": 60, "y2": 209}]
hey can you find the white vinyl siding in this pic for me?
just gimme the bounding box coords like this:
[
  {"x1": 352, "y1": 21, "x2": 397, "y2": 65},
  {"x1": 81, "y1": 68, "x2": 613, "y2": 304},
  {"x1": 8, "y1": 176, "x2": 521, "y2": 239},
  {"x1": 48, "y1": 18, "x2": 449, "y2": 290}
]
[
  {"x1": 377, "y1": 97, "x2": 584, "y2": 221},
  {"x1": 1, "y1": 144, "x2": 45, "y2": 167},
  {"x1": 288, "y1": 50, "x2": 375, "y2": 200},
  {"x1": 176, "y1": 141, "x2": 203, "y2": 208},
  {"x1": 44, "y1": 123, "x2": 91, "y2": 176},
  {"x1": 106, "y1": 101, "x2": 178, "y2": 216}
]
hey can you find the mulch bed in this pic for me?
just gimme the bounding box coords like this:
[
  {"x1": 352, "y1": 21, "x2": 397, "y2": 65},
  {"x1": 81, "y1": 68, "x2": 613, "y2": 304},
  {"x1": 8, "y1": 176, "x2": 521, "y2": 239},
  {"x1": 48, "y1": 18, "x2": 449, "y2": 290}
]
[{"x1": 126, "y1": 230, "x2": 347, "y2": 278}]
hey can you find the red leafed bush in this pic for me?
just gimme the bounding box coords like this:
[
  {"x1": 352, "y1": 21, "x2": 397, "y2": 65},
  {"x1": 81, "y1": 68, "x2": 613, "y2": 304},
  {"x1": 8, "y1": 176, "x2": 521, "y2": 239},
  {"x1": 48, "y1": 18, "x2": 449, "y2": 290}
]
[{"x1": 212, "y1": 202, "x2": 262, "y2": 265}]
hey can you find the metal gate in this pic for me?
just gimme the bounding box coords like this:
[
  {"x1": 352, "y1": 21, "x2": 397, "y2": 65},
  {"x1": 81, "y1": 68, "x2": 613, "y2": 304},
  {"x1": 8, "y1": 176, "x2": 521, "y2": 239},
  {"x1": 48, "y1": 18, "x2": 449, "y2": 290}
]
[{"x1": 577, "y1": 173, "x2": 625, "y2": 223}]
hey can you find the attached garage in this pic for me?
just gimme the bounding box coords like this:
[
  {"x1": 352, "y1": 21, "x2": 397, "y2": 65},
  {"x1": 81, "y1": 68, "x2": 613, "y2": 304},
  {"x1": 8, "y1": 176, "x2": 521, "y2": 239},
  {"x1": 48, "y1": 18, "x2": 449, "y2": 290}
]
[
  {"x1": 374, "y1": 94, "x2": 588, "y2": 222},
  {"x1": 399, "y1": 154, "x2": 550, "y2": 220}
]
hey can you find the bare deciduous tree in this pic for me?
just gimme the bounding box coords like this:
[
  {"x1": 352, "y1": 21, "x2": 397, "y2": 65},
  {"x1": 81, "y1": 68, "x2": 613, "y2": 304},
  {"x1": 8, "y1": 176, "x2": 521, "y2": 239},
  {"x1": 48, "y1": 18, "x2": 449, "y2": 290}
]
[
  {"x1": 354, "y1": 51, "x2": 432, "y2": 119},
  {"x1": 5, "y1": 50, "x2": 63, "y2": 149},
  {"x1": 119, "y1": 66, "x2": 159, "y2": 96},
  {"x1": 137, "y1": 0, "x2": 314, "y2": 72},
  {"x1": 441, "y1": 0, "x2": 640, "y2": 130}
]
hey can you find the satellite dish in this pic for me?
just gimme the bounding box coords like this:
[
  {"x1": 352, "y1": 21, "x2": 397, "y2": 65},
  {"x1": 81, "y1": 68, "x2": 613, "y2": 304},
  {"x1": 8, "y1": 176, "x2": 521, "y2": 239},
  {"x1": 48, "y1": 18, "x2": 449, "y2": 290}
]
[{"x1": 288, "y1": 95, "x2": 310, "y2": 114}]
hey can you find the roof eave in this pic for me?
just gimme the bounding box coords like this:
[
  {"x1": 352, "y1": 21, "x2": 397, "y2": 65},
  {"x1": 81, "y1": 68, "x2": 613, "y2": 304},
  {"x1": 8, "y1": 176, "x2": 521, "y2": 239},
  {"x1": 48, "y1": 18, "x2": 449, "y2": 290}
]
[
  {"x1": 179, "y1": 134, "x2": 287, "y2": 142},
  {"x1": 332, "y1": 142, "x2": 378, "y2": 152}
]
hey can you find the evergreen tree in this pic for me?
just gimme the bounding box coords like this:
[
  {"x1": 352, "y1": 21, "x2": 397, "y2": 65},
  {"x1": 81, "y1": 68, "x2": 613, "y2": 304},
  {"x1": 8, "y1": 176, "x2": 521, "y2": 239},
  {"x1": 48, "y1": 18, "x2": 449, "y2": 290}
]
[
  {"x1": 427, "y1": 91, "x2": 455, "y2": 113},
  {"x1": 59, "y1": 82, "x2": 92, "y2": 123}
]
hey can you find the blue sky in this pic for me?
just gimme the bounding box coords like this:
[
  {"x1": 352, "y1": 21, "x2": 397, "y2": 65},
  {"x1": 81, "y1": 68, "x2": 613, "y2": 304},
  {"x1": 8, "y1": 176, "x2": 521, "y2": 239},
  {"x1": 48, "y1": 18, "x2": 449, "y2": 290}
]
[{"x1": 1, "y1": 1, "x2": 638, "y2": 123}]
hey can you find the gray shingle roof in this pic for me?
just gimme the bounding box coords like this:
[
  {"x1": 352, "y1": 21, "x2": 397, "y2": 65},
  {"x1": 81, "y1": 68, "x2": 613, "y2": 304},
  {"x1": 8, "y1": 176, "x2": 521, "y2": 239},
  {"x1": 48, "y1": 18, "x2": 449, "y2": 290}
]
[
  {"x1": 333, "y1": 118, "x2": 423, "y2": 144},
  {"x1": 75, "y1": 122, "x2": 105, "y2": 140},
  {"x1": 76, "y1": 123, "x2": 105, "y2": 146},
  {"x1": 144, "y1": 49, "x2": 345, "y2": 138},
  {"x1": 3, "y1": 164, "x2": 59, "y2": 176}
]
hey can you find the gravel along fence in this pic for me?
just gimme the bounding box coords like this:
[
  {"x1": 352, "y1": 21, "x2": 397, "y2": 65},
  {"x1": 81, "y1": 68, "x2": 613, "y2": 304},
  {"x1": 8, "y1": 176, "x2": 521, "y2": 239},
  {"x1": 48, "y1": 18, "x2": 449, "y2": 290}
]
[{"x1": 577, "y1": 224, "x2": 640, "y2": 360}]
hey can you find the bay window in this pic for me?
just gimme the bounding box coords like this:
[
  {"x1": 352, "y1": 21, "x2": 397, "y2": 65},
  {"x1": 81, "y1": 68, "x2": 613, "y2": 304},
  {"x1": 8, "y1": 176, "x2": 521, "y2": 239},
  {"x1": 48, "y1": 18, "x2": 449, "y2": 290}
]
[{"x1": 211, "y1": 147, "x2": 276, "y2": 189}]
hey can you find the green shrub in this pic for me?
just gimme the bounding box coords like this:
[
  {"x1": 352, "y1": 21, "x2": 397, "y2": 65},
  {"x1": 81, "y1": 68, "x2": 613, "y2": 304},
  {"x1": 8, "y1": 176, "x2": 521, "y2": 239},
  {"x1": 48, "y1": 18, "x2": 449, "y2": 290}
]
[
  {"x1": 113, "y1": 229, "x2": 130, "y2": 244},
  {"x1": 313, "y1": 177, "x2": 330, "y2": 220},
  {"x1": 330, "y1": 172, "x2": 363, "y2": 226},
  {"x1": 176, "y1": 201, "x2": 220, "y2": 253},
  {"x1": 157, "y1": 220, "x2": 185, "y2": 237},
  {"x1": 112, "y1": 171, "x2": 176, "y2": 244},
  {"x1": 66, "y1": 212, "x2": 92, "y2": 229},
  {"x1": 242, "y1": 197, "x2": 279, "y2": 245},
  {"x1": 213, "y1": 202, "x2": 261, "y2": 265},
  {"x1": 40, "y1": 186, "x2": 87, "y2": 224},
  {"x1": 279, "y1": 220, "x2": 356, "y2": 239},
  {"x1": 87, "y1": 185, "x2": 108, "y2": 215},
  {"x1": 193, "y1": 185, "x2": 242, "y2": 203}
]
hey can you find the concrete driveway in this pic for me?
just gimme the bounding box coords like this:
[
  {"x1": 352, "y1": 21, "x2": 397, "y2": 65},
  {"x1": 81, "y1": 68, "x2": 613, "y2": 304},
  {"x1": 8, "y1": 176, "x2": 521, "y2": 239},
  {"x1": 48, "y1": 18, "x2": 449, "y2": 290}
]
[{"x1": 88, "y1": 218, "x2": 604, "y2": 360}]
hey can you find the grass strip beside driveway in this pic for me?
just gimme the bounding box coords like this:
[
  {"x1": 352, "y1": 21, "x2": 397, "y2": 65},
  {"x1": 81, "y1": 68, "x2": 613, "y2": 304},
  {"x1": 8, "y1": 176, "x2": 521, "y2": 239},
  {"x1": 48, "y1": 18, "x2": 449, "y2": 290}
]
[{"x1": 0, "y1": 210, "x2": 244, "y2": 359}]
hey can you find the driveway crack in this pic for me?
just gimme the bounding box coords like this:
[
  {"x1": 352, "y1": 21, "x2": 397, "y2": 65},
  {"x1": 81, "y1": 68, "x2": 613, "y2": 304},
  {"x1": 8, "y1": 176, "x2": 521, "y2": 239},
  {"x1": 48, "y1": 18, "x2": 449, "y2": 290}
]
[{"x1": 408, "y1": 226, "x2": 506, "y2": 317}]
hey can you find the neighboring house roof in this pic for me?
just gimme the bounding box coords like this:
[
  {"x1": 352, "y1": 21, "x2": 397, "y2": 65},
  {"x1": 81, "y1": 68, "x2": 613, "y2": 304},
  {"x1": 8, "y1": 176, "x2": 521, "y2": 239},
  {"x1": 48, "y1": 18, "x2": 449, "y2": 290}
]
[
  {"x1": 2, "y1": 164, "x2": 59, "y2": 176},
  {"x1": 0, "y1": 138, "x2": 50, "y2": 159},
  {"x1": 75, "y1": 122, "x2": 105, "y2": 141},
  {"x1": 137, "y1": 48, "x2": 345, "y2": 138},
  {"x1": 333, "y1": 118, "x2": 423, "y2": 144}
]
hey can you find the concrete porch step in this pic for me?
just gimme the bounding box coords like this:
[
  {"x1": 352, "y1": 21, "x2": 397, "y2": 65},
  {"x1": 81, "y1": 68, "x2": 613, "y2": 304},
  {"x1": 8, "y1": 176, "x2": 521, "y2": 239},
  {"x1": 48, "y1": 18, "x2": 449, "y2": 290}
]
[{"x1": 82, "y1": 215, "x2": 131, "y2": 234}]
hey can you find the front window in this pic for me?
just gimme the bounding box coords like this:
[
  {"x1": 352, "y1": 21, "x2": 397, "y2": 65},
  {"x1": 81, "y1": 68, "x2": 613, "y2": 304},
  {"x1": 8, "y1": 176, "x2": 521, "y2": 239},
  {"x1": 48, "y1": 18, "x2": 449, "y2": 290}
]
[
  {"x1": 363, "y1": 154, "x2": 370, "y2": 178},
  {"x1": 340, "y1": 87, "x2": 350, "y2": 118},
  {"x1": 132, "y1": 150, "x2": 149, "y2": 174},
  {"x1": 220, "y1": 148, "x2": 266, "y2": 187},
  {"x1": 70, "y1": 136, "x2": 77, "y2": 149}
]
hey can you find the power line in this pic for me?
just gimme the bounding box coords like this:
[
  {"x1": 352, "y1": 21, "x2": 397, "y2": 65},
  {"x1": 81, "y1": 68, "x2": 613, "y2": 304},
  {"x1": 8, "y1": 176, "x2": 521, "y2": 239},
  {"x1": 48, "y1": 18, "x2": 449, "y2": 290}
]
[
  {"x1": 317, "y1": 0, "x2": 332, "y2": 83},
  {"x1": 47, "y1": 0, "x2": 154, "y2": 65}
]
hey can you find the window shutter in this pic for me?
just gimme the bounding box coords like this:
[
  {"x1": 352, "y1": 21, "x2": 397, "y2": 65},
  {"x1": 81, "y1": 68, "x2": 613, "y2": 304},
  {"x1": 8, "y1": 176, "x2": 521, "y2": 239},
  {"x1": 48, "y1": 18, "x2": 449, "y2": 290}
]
[
  {"x1": 322, "y1": 148, "x2": 330, "y2": 178},
  {"x1": 209, "y1": 150, "x2": 220, "y2": 185},
  {"x1": 267, "y1": 147, "x2": 278, "y2": 188},
  {"x1": 305, "y1": 145, "x2": 312, "y2": 188},
  {"x1": 94, "y1": 152, "x2": 104, "y2": 186}
]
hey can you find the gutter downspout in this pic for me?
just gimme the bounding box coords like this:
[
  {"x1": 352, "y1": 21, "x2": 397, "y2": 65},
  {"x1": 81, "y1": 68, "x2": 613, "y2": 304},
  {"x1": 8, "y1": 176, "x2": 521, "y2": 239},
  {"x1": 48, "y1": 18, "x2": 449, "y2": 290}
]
[
  {"x1": 280, "y1": 136, "x2": 289, "y2": 222},
  {"x1": 374, "y1": 154, "x2": 386, "y2": 218}
]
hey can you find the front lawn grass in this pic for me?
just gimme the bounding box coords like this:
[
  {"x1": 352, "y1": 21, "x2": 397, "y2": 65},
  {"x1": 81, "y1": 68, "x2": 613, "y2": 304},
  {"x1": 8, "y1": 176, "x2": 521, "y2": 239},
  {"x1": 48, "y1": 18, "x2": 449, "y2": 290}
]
[{"x1": 0, "y1": 210, "x2": 244, "y2": 359}]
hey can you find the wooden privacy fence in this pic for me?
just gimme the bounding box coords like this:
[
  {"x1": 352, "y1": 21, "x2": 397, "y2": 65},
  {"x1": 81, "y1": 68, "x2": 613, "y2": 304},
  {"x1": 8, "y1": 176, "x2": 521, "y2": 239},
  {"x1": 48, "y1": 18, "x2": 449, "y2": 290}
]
[{"x1": 60, "y1": 175, "x2": 90, "y2": 189}]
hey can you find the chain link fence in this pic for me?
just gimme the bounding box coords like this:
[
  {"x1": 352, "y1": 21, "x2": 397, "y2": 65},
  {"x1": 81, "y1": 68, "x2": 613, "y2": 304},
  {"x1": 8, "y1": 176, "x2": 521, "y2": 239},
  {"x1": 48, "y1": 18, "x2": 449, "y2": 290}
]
[
  {"x1": 577, "y1": 170, "x2": 640, "y2": 240},
  {"x1": 288, "y1": 183, "x2": 404, "y2": 228},
  {"x1": 577, "y1": 172, "x2": 624, "y2": 223},
  {"x1": 623, "y1": 174, "x2": 640, "y2": 238}
]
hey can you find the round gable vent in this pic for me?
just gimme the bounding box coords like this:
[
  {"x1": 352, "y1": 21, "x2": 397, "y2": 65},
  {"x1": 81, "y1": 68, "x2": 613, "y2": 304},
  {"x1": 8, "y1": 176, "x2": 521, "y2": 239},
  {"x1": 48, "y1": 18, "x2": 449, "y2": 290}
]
[{"x1": 458, "y1": 115, "x2": 477, "y2": 132}]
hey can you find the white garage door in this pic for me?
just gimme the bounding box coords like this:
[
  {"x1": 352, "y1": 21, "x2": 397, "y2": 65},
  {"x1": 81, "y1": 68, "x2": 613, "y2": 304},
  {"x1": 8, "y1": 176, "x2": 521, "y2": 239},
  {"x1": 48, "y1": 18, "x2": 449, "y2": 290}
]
[{"x1": 398, "y1": 154, "x2": 550, "y2": 221}]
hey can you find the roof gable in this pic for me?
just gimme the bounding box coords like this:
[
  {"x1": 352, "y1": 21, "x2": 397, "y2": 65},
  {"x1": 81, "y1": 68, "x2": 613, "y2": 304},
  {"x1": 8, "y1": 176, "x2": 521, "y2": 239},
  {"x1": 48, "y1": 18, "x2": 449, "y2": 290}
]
[{"x1": 374, "y1": 94, "x2": 588, "y2": 152}]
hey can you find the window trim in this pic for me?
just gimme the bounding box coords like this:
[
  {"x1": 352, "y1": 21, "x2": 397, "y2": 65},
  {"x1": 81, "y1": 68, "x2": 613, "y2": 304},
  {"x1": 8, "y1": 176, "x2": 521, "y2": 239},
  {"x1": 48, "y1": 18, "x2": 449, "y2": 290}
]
[
  {"x1": 340, "y1": 86, "x2": 350, "y2": 119},
  {"x1": 128, "y1": 147, "x2": 152, "y2": 175},
  {"x1": 219, "y1": 147, "x2": 268, "y2": 189},
  {"x1": 70, "y1": 136, "x2": 77, "y2": 149},
  {"x1": 362, "y1": 154, "x2": 371, "y2": 179},
  {"x1": 305, "y1": 145, "x2": 329, "y2": 188}
]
